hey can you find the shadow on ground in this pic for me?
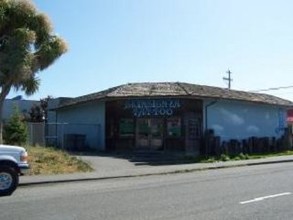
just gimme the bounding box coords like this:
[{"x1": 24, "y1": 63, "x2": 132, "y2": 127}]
[{"x1": 71, "y1": 150, "x2": 195, "y2": 166}]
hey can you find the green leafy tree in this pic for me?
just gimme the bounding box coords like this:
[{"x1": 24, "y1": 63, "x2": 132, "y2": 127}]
[
  {"x1": 3, "y1": 106, "x2": 27, "y2": 145},
  {"x1": 28, "y1": 104, "x2": 43, "y2": 122},
  {"x1": 0, "y1": 0, "x2": 68, "y2": 143},
  {"x1": 27, "y1": 96, "x2": 51, "y2": 122}
]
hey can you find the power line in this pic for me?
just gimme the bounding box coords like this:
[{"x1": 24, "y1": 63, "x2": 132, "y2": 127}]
[{"x1": 249, "y1": 85, "x2": 293, "y2": 92}]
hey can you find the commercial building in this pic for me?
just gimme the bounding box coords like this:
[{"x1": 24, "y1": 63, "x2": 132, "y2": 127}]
[{"x1": 50, "y1": 82, "x2": 293, "y2": 155}]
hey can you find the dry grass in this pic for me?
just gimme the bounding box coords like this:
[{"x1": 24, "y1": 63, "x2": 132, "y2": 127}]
[{"x1": 26, "y1": 145, "x2": 93, "y2": 175}]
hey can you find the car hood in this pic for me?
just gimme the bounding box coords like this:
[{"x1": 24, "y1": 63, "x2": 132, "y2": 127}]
[{"x1": 0, "y1": 144, "x2": 26, "y2": 153}]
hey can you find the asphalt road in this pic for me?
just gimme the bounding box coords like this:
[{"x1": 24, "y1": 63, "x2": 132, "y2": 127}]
[{"x1": 1, "y1": 163, "x2": 293, "y2": 220}]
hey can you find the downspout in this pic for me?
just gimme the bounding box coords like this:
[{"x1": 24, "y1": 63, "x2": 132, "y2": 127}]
[
  {"x1": 203, "y1": 100, "x2": 218, "y2": 156},
  {"x1": 204, "y1": 100, "x2": 218, "y2": 131},
  {"x1": 55, "y1": 110, "x2": 58, "y2": 147}
]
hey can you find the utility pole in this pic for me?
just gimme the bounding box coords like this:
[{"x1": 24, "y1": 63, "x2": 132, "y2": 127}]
[{"x1": 223, "y1": 69, "x2": 232, "y2": 89}]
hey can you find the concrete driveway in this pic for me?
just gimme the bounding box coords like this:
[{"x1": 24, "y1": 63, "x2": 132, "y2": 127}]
[
  {"x1": 77, "y1": 154, "x2": 138, "y2": 173},
  {"x1": 73, "y1": 151, "x2": 188, "y2": 174}
]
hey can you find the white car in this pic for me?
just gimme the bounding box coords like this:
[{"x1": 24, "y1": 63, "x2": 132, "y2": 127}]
[{"x1": 0, "y1": 145, "x2": 30, "y2": 196}]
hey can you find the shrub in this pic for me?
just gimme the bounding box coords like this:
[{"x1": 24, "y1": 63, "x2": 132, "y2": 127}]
[
  {"x1": 3, "y1": 106, "x2": 28, "y2": 145},
  {"x1": 239, "y1": 153, "x2": 249, "y2": 160},
  {"x1": 220, "y1": 154, "x2": 230, "y2": 161}
]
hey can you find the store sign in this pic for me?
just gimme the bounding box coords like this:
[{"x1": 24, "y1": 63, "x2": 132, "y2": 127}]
[{"x1": 124, "y1": 99, "x2": 181, "y2": 117}]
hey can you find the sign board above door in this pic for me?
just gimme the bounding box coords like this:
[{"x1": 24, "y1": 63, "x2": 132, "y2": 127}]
[{"x1": 124, "y1": 99, "x2": 181, "y2": 117}]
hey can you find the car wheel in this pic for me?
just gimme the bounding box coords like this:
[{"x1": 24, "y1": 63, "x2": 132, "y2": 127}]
[{"x1": 0, "y1": 166, "x2": 19, "y2": 197}]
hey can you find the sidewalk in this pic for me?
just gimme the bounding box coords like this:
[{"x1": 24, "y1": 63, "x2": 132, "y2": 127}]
[{"x1": 19, "y1": 154, "x2": 293, "y2": 186}]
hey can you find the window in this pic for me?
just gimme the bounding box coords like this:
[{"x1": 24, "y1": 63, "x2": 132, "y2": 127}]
[
  {"x1": 187, "y1": 117, "x2": 202, "y2": 139},
  {"x1": 119, "y1": 119, "x2": 134, "y2": 137},
  {"x1": 167, "y1": 118, "x2": 181, "y2": 137}
]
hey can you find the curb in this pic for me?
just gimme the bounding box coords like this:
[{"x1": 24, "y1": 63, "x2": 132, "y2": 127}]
[{"x1": 19, "y1": 158, "x2": 293, "y2": 187}]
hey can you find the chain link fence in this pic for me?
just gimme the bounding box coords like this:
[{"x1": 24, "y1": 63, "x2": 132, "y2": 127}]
[
  {"x1": 27, "y1": 122, "x2": 45, "y2": 146},
  {"x1": 28, "y1": 122, "x2": 101, "y2": 150}
]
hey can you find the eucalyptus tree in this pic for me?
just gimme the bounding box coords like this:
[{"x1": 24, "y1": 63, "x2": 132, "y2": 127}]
[{"x1": 0, "y1": 0, "x2": 68, "y2": 143}]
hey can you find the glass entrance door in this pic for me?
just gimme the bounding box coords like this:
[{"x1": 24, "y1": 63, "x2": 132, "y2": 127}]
[
  {"x1": 149, "y1": 119, "x2": 163, "y2": 150},
  {"x1": 136, "y1": 118, "x2": 163, "y2": 150},
  {"x1": 137, "y1": 119, "x2": 149, "y2": 149}
]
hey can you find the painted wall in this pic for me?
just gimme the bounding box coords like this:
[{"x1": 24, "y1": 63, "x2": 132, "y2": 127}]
[
  {"x1": 47, "y1": 97, "x2": 72, "y2": 124},
  {"x1": 56, "y1": 101, "x2": 105, "y2": 150},
  {"x1": 204, "y1": 99, "x2": 287, "y2": 142}
]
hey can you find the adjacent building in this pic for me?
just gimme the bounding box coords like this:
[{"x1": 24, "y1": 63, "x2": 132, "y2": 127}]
[{"x1": 3, "y1": 96, "x2": 39, "y2": 122}]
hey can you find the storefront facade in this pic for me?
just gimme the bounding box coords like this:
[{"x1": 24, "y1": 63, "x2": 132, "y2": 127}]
[
  {"x1": 52, "y1": 82, "x2": 293, "y2": 154},
  {"x1": 106, "y1": 98, "x2": 203, "y2": 153}
]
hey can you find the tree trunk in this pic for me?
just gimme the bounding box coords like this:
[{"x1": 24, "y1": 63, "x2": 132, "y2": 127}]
[{"x1": 0, "y1": 84, "x2": 12, "y2": 144}]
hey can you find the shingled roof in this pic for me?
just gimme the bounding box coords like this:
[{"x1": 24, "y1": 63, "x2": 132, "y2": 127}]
[{"x1": 57, "y1": 82, "x2": 293, "y2": 109}]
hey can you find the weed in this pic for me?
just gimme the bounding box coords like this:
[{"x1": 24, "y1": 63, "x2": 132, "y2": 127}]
[
  {"x1": 25, "y1": 145, "x2": 93, "y2": 175},
  {"x1": 238, "y1": 153, "x2": 249, "y2": 160},
  {"x1": 220, "y1": 154, "x2": 230, "y2": 161}
]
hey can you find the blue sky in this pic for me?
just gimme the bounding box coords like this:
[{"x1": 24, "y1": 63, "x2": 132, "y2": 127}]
[{"x1": 8, "y1": 0, "x2": 293, "y2": 101}]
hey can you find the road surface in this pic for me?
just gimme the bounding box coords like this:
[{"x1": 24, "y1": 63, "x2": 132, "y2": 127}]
[{"x1": 1, "y1": 162, "x2": 293, "y2": 219}]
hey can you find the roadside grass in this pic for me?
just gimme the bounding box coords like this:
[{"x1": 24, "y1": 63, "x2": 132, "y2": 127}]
[
  {"x1": 26, "y1": 145, "x2": 93, "y2": 175},
  {"x1": 188, "y1": 150, "x2": 293, "y2": 163}
]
